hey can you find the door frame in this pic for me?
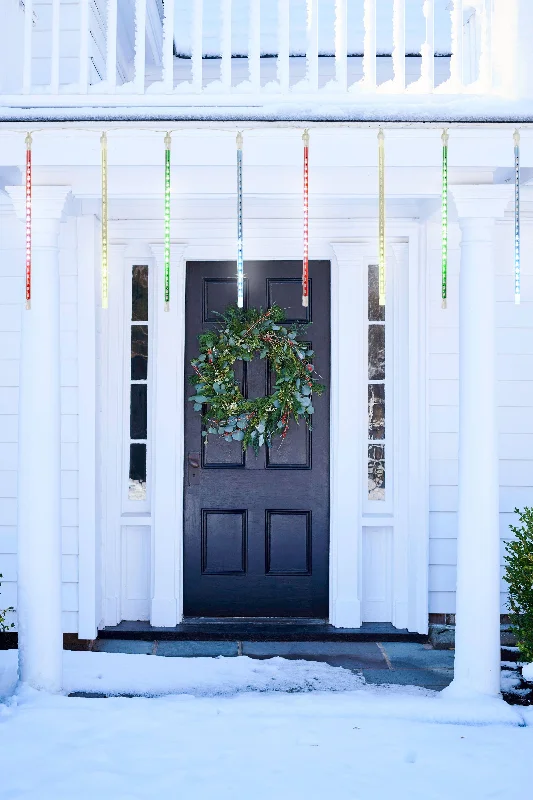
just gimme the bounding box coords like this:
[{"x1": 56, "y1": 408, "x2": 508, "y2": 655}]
[{"x1": 97, "y1": 219, "x2": 427, "y2": 633}]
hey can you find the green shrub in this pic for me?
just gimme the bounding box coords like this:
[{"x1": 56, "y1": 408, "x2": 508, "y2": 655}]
[
  {"x1": 504, "y1": 507, "x2": 533, "y2": 664},
  {"x1": 0, "y1": 573, "x2": 14, "y2": 633}
]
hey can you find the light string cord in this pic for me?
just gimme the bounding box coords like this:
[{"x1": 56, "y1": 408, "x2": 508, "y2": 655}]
[
  {"x1": 25, "y1": 132, "x2": 32, "y2": 310},
  {"x1": 441, "y1": 129, "x2": 449, "y2": 309},
  {"x1": 514, "y1": 129, "x2": 521, "y2": 305},
  {"x1": 378, "y1": 128, "x2": 386, "y2": 306},
  {"x1": 164, "y1": 131, "x2": 171, "y2": 311},
  {"x1": 236, "y1": 131, "x2": 244, "y2": 308},
  {"x1": 302, "y1": 128, "x2": 310, "y2": 308},
  {"x1": 101, "y1": 131, "x2": 108, "y2": 309}
]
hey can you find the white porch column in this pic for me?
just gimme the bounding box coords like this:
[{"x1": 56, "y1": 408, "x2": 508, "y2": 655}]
[
  {"x1": 149, "y1": 243, "x2": 188, "y2": 626},
  {"x1": 329, "y1": 243, "x2": 367, "y2": 628},
  {"x1": 6, "y1": 185, "x2": 71, "y2": 692},
  {"x1": 448, "y1": 185, "x2": 510, "y2": 696}
]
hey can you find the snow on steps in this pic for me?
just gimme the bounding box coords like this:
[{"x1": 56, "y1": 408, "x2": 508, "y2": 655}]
[{"x1": 0, "y1": 649, "x2": 526, "y2": 725}]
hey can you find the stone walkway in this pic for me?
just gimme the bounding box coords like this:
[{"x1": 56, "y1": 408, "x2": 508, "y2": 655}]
[{"x1": 93, "y1": 639, "x2": 455, "y2": 690}]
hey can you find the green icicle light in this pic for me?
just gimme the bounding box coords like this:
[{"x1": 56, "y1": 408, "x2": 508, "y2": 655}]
[{"x1": 441, "y1": 130, "x2": 449, "y2": 310}]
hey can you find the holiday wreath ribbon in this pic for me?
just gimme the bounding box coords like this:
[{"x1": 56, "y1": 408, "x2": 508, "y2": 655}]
[{"x1": 189, "y1": 304, "x2": 325, "y2": 452}]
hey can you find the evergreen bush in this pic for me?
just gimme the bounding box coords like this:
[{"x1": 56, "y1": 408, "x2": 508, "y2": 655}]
[
  {"x1": 504, "y1": 507, "x2": 533, "y2": 664},
  {"x1": 0, "y1": 573, "x2": 14, "y2": 632}
]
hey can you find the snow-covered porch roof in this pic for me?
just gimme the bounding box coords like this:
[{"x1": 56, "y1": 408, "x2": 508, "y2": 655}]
[{"x1": 2, "y1": 1, "x2": 533, "y2": 124}]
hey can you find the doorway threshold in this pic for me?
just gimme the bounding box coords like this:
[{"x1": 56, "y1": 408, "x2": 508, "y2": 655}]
[{"x1": 99, "y1": 620, "x2": 427, "y2": 643}]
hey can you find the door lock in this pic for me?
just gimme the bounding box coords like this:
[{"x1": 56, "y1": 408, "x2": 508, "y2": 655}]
[{"x1": 188, "y1": 452, "x2": 201, "y2": 485}]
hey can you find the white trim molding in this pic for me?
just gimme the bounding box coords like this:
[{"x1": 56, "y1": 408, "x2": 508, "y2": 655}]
[
  {"x1": 329, "y1": 242, "x2": 367, "y2": 628},
  {"x1": 149, "y1": 241, "x2": 188, "y2": 627},
  {"x1": 77, "y1": 214, "x2": 99, "y2": 639},
  {"x1": 330, "y1": 233, "x2": 428, "y2": 633}
]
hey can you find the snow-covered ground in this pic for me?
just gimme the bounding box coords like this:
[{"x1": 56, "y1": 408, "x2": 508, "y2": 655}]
[{"x1": 0, "y1": 650, "x2": 532, "y2": 799}]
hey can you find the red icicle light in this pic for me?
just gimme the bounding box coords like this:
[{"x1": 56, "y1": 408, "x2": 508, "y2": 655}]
[
  {"x1": 25, "y1": 132, "x2": 32, "y2": 310},
  {"x1": 302, "y1": 129, "x2": 310, "y2": 308}
]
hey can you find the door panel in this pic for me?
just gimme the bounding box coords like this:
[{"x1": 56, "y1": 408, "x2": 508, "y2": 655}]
[{"x1": 183, "y1": 260, "x2": 330, "y2": 618}]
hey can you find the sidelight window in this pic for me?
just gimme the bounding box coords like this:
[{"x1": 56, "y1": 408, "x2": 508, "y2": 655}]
[
  {"x1": 367, "y1": 264, "x2": 386, "y2": 502},
  {"x1": 128, "y1": 265, "x2": 149, "y2": 501}
]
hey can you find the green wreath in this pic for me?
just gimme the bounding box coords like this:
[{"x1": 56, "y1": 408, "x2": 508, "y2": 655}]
[{"x1": 189, "y1": 304, "x2": 325, "y2": 451}]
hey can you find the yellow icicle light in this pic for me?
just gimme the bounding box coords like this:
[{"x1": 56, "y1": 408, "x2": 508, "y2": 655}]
[
  {"x1": 101, "y1": 131, "x2": 108, "y2": 310},
  {"x1": 378, "y1": 129, "x2": 386, "y2": 306}
]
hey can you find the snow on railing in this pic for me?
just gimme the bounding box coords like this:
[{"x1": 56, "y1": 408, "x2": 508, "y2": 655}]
[{"x1": 0, "y1": 0, "x2": 514, "y2": 106}]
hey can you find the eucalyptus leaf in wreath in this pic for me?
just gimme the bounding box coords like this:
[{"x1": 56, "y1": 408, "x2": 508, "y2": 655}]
[{"x1": 189, "y1": 304, "x2": 325, "y2": 452}]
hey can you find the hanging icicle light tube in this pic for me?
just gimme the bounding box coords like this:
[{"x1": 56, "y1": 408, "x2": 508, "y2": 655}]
[
  {"x1": 164, "y1": 131, "x2": 171, "y2": 311},
  {"x1": 101, "y1": 132, "x2": 109, "y2": 310},
  {"x1": 25, "y1": 132, "x2": 32, "y2": 311},
  {"x1": 514, "y1": 129, "x2": 521, "y2": 305},
  {"x1": 236, "y1": 132, "x2": 244, "y2": 309},
  {"x1": 442, "y1": 129, "x2": 449, "y2": 310},
  {"x1": 302, "y1": 129, "x2": 310, "y2": 308},
  {"x1": 378, "y1": 129, "x2": 386, "y2": 306}
]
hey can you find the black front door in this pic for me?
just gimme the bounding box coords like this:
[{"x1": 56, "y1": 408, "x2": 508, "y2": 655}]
[{"x1": 183, "y1": 260, "x2": 330, "y2": 618}]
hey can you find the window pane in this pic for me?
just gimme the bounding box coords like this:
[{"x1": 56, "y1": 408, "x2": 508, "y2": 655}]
[
  {"x1": 368, "y1": 444, "x2": 385, "y2": 500},
  {"x1": 368, "y1": 383, "x2": 385, "y2": 440},
  {"x1": 368, "y1": 325, "x2": 385, "y2": 381},
  {"x1": 129, "y1": 443, "x2": 147, "y2": 501},
  {"x1": 132, "y1": 265, "x2": 149, "y2": 321},
  {"x1": 130, "y1": 384, "x2": 147, "y2": 439},
  {"x1": 368, "y1": 264, "x2": 385, "y2": 322},
  {"x1": 131, "y1": 325, "x2": 148, "y2": 381}
]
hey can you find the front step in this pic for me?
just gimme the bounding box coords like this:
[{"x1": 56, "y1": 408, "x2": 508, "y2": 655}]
[{"x1": 98, "y1": 620, "x2": 428, "y2": 643}]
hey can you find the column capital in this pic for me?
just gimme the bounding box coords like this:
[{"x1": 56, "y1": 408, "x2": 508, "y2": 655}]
[
  {"x1": 150, "y1": 242, "x2": 188, "y2": 267},
  {"x1": 330, "y1": 241, "x2": 369, "y2": 267},
  {"x1": 6, "y1": 185, "x2": 71, "y2": 222},
  {"x1": 449, "y1": 185, "x2": 512, "y2": 220}
]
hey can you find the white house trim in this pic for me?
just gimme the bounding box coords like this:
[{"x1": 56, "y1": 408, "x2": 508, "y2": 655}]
[
  {"x1": 329, "y1": 242, "x2": 366, "y2": 628},
  {"x1": 149, "y1": 242, "x2": 188, "y2": 627},
  {"x1": 77, "y1": 215, "x2": 99, "y2": 639},
  {"x1": 96, "y1": 218, "x2": 428, "y2": 632}
]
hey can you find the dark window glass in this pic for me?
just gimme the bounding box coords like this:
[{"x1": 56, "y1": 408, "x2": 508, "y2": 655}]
[
  {"x1": 131, "y1": 325, "x2": 148, "y2": 381},
  {"x1": 368, "y1": 324, "x2": 385, "y2": 381},
  {"x1": 129, "y1": 443, "x2": 146, "y2": 483},
  {"x1": 130, "y1": 384, "x2": 147, "y2": 440},
  {"x1": 368, "y1": 444, "x2": 385, "y2": 500},
  {"x1": 132, "y1": 265, "x2": 149, "y2": 321},
  {"x1": 368, "y1": 264, "x2": 385, "y2": 322},
  {"x1": 368, "y1": 383, "x2": 385, "y2": 440}
]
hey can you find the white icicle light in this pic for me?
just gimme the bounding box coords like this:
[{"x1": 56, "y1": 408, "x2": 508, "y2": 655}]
[
  {"x1": 101, "y1": 132, "x2": 109, "y2": 310},
  {"x1": 237, "y1": 132, "x2": 244, "y2": 309},
  {"x1": 514, "y1": 129, "x2": 521, "y2": 305}
]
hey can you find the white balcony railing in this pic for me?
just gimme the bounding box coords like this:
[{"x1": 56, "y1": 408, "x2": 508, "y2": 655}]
[{"x1": 0, "y1": 0, "x2": 529, "y2": 119}]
